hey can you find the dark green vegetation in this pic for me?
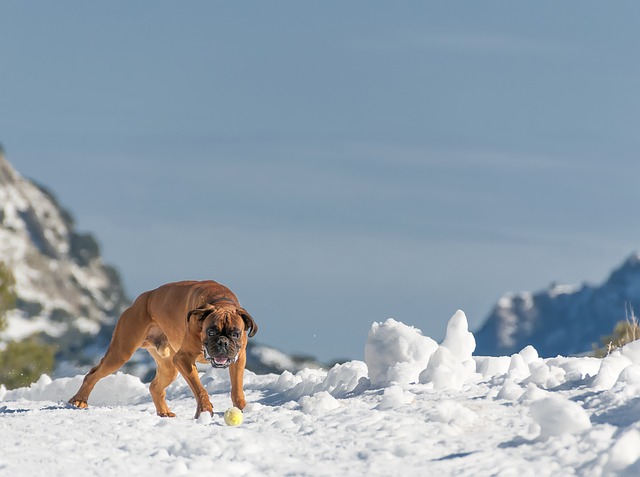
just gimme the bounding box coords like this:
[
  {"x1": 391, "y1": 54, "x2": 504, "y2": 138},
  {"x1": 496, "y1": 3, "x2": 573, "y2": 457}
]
[{"x1": 0, "y1": 262, "x2": 56, "y2": 389}]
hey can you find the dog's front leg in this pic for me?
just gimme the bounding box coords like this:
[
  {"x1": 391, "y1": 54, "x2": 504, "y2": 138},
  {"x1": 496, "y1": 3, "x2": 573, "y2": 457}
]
[
  {"x1": 173, "y1": 351, "x2": 213, "y2": 419},
  {"x1": 229, "y1": 348, "x2": 247, "y2": 410}
]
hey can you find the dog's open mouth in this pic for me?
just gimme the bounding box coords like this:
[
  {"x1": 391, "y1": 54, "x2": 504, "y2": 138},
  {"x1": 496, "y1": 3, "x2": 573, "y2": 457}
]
[
  {"x1": 212, "y1": 354, "x2": 231, "y2": 367},
  {"x1": 203, "y1": 346, "x2": 238, "y2": 368}
]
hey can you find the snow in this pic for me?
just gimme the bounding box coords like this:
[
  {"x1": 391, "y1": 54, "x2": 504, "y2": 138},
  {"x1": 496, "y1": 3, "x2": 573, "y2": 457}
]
[
  {"x1": 1, "y1": 309, "x2": 68, "y2": 341},
  {"x1": 529, "y1": 396, "x2": 592, "y2": 439},
  {"x1": 548, "y1": 283, "x2": 581, "y2": 297},
  {"x1": 364, "y1": 318, "x2": 437, "y2": 386},
  {"x1": 3, "y1": 310, "x2": 640, "y2": 476}
]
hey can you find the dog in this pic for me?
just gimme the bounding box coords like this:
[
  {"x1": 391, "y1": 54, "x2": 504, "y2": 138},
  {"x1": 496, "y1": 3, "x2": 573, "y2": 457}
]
[{"x1": 68, "y1": 280, "x2": 257, "y2": 418}]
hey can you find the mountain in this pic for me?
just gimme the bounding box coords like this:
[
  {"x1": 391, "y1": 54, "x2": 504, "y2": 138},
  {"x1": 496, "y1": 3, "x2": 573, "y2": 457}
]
[
  {"x1": 0, "y1": 147, "x2": 130, "y2": 368},
  {"x1": 0, "y1": 147, "x2": 323, "y2": 377},
  {"x1": 475, "y1": 252, "x2": 640, "y2": 357}
]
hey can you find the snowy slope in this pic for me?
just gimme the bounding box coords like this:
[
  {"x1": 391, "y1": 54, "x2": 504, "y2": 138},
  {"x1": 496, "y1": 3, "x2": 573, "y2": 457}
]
[
  {"x1": 2, "y1": 312, "x2": 640, "y2": 476},
  {"x1": 475, "y1": 252, "x2": 640, "y2": 357},
  {"x1": 0, "y1": 151, "x2": 129, "y2": 366}
]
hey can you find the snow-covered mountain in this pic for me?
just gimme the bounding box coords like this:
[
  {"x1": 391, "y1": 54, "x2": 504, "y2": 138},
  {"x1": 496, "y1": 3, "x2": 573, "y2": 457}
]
[
  {"x1": 0, "y1": 147, "x2": 130, "y2": 366},
  {"x1": 475, "y1": 252, "x2": 640, "y2": 357}
]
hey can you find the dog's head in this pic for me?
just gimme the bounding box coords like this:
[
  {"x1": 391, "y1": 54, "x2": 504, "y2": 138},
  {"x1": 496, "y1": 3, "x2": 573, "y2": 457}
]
[{"x1": 187, "y1": 304, "x2": 257, "y2": 368}]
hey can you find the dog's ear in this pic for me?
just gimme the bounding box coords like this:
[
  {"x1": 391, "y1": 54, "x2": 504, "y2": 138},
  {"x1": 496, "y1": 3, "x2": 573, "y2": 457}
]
[
  {"x1": 237, "y1": 307, "x2": 258, "y2": 338},
  {"x1": 187, "y1": 304, "x2": 216, "y2": 323}
]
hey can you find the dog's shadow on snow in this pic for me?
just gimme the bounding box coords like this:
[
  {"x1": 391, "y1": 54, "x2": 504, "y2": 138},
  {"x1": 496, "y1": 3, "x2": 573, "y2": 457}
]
[
  {"x1": 0, "y1": 404, "x2": 73, "y2": 414},
  {"x1": 0, "y1": 405, "x2": 29, "y2": 414},
  {"x1": 256, "y1": 391, "x2": 292, "y2": 407}
]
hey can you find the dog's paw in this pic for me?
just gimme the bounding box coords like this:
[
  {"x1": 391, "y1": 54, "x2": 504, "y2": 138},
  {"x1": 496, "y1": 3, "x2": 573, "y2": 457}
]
[
  {"x1": 232, "y1": 395, "x2": 246, "y2": 410},
  {"x1": 193, "y1": 404, "x2": 213, "y2": 419},
  {"x1": 157, "y1": 411, "x2": 176, "y2": 418},
  {"x1": 68, "y1": 399, "x2": 88, "y2": 409}
]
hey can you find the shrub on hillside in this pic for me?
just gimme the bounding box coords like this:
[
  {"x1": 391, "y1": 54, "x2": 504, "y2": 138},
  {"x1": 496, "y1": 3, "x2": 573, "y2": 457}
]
[
  {"x1": 0, "y1": 262, "x2": 56, "y2": 389},
  {"x1": 0, "y1": 337, "x2": 56, "y2": 389},
  {"x1": 593, "y1": 308, "x2": 640, "y2": 358}
]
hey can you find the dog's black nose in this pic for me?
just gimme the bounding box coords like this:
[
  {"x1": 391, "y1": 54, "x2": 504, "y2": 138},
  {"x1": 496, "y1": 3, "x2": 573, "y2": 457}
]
[{"x1": 217, "y1": 337, "x2": 230, "y2": 349}]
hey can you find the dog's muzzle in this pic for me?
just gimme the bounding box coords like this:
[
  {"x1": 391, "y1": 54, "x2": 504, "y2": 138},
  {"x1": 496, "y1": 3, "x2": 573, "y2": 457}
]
[{"x1": 203, "y1": 346, "x2": 238, "y2": 368}]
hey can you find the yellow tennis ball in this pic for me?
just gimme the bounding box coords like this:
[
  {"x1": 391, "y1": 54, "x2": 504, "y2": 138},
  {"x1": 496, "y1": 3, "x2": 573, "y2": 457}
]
[{"x1": 224, "y1": 406, "x2": 243, "y2": 426}]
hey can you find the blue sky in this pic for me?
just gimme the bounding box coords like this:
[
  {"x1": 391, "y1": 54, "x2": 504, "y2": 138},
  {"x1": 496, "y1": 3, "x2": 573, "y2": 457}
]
[{"x1": 2, "y1": 1, "x2": 640, "y2": 361}]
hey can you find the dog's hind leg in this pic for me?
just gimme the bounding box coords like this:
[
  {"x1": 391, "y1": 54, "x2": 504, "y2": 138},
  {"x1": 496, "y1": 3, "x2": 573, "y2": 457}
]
[
  {"x1": 147, "y1": 347, "x2": 179, "y2": 417},
  {"x1": 68, "y1": 293, "x2": 152, "y2": 409}
]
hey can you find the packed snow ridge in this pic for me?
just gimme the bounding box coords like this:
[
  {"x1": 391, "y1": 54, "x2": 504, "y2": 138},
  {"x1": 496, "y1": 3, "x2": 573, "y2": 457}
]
[{"x1": 3, "y1": 310, "x2": 640, "y2": 476}]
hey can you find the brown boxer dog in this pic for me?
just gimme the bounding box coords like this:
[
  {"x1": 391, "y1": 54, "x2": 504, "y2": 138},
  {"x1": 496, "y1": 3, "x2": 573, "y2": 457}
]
[{"x1": 68, "y1": 280, "x2": 257, "y2": 418}]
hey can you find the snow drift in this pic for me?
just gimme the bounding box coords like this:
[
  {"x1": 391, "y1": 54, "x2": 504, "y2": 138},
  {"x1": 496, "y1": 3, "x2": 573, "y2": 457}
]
[{"x1": 3, "y1": 310, "x2": 640, "y2": 476}]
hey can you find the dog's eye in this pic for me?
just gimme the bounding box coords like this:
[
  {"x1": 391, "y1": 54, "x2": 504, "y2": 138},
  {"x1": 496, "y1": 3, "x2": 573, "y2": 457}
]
[
  {"x1": 231, "y1": 330, "x2": 240, "y2": 339},
  {"x1": 207, "y1": 329, "x2": 216, "y2": 337}
]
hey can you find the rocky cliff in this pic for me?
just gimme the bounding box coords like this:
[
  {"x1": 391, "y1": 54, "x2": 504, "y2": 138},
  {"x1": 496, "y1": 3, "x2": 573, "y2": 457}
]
[
  {"x1": 0, "y1": 147, "x2": 130, "y2": 369},
  {"x1": 475, "y1": 253, "x2": 640, "y2": 357}
]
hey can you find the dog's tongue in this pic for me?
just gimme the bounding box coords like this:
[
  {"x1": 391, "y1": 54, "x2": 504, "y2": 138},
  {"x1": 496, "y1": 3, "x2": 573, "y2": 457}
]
[{"x1": 213, "y1": 355, "x2": 229, "y2": 366}]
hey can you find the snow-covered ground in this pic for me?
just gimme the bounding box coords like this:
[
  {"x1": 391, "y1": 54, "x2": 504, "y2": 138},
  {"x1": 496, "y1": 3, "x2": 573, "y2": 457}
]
[{"x1": 3, "y1": 311, "x2": 640, "y2": 477}]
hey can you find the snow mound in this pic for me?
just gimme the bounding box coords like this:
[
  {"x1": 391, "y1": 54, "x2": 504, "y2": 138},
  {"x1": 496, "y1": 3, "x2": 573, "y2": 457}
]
[
  {"x1": 376, "y1": 385, "x2": 415, "y2": 410},
  {"x1": 276, "y1": 361, "x2": 369, "y2": 401},
  {"x1": 529, "y1": 396, "x2": 591, "y2": 439},
  {"x1": 440, "y1": 309, "x2": 476, "y2": 361},
  {"x1": 364, "y1": 318, "x2": 437, "y2": 387},
  {"x1": 299, "y1": 391, "x2": 341, "y2": 415},
  {"x1": 419, "y1": 310, "x2": 478, "y2": 389},
  {"x1": 3, "y1": 372, "x2": 148, "y2": 406},
  {"x1": 592, "y1": 351, "x2": 633, "y2": 390},
  {"x1": 497, "y1": 378, "x2": 524, "y2": 401},
  {"x1": 419, "y1": 346, "x2": 470, "y2": 389},
  {"x1": 602, "y1": 429, "x2": 640, "y2": 475}
]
